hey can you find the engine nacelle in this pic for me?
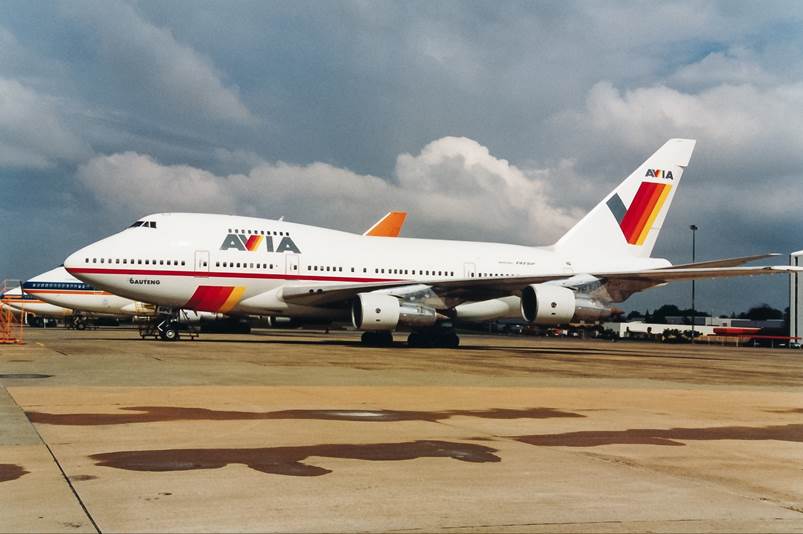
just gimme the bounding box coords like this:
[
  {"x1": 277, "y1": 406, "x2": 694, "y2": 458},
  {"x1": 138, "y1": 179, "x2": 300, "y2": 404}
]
[
  {"x1": 574, "y1": 297, "x2": 614, "y2": 322},
  {"x1": 521, "y1": 285, "x2": 576, "y2": 324},
  {"x1": 352, "y1": 293, "x2": 400, "y2": 330},
  {"x1": 352, "y1": 293, "x2": 438, "y2": 331}
]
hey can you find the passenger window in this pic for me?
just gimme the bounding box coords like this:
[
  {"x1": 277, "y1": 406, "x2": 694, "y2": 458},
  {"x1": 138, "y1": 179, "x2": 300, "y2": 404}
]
[
  {"x1": 236, "y1": 263, "x2": 241, "y2": 268},
  {"x1": 181, "y1": 261, "x2": 185, "y2": 266},
  {"x1": 293, "y1": 265, "x2": 297, "y2": 270}
]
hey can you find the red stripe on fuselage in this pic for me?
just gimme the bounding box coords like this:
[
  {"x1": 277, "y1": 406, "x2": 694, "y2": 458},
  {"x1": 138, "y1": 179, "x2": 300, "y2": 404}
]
[{"x1": 185, "y1": 286, "x2": 235, "y2": 312}]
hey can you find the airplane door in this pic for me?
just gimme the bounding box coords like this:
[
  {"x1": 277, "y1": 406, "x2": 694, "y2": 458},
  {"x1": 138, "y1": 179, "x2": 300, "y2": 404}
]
[
  {"x1": 194, "y1": 251, "x2": 210, "y2": 277},
  {"x1": 464, "y1": 262, "x2": 476, "y2": 278},
  {"x1": 285, "y1": 254, "x2": 300, "y2": 278}
]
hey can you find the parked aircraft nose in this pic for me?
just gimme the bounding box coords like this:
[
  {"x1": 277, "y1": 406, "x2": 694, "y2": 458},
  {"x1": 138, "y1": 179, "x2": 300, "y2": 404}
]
[
  {"x1": 63, "y1": 246, "x2": 99, "y2": 283},
  {"x1": 63, "y1": 249, "x2": 83, "y2": 275}
]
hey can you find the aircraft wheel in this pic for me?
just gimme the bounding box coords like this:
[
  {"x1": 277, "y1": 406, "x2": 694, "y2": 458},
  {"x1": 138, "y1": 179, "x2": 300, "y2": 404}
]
[
  {"x1": 407, "y1": 332, "x2": 422, "y2": 347},
  {"x1": 361, "y1": 331, "x2": 393, "y2": 347},
  {"x1": 75, "y1": 320, "x2": 86, "y2": 331},
  {"x1": 377, "y1": 331, "x2": 394, "y2": 346},
  {"x1": 160, "y1": 322, "x2": 180, "y2": 341},
  {"x1": 443, "y1": 332, "x2": 460, "y2": 348}
]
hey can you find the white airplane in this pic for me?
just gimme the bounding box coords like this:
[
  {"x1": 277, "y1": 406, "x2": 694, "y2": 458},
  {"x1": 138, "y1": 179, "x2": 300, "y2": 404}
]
[
  {"x1": 24, "y1": 213, "x2": 408, "y2": 335},
  {"x1": 0, "y1": 286, "x2": 73, "y2": 325},
  {"x1": 63, "y1": 139, "x2": 796, "y2": 346},
  {"x1": 21, "y1": 266, "x2": 156, "y2": 328}
]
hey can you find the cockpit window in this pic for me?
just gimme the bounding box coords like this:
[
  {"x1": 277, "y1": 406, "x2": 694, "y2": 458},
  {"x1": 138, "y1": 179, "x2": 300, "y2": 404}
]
[{"x1": 128, "y1": 221, "x2": 156, "y2": 229}]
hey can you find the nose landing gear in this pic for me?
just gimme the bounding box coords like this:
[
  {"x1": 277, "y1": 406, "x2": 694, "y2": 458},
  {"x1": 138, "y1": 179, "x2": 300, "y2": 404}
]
[{"x1": 139, "y1": 310, "x2": 198, "y2": 341}]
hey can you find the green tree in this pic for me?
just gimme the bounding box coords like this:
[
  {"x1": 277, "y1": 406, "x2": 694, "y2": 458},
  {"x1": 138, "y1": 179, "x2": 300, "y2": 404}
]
[{"x1": 738, "y1": 304, "x2": 783, "y2": 321}]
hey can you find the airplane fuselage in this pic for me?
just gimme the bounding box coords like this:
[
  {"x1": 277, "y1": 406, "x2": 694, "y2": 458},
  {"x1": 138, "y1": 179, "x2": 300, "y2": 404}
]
[{"x1": 65, "y1": 213, "x2": 668, "y2": 318}]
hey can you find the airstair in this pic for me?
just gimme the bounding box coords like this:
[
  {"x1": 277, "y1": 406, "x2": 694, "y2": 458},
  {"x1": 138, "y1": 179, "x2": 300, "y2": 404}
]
[{"x1": 1, "y1": 279, "x2": 24, "y2": 344}]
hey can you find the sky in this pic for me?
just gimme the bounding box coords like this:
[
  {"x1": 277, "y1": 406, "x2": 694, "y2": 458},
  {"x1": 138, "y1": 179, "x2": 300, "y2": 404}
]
[{"x1": 2, "y1": 0, "x2": 803, "y2": 315}]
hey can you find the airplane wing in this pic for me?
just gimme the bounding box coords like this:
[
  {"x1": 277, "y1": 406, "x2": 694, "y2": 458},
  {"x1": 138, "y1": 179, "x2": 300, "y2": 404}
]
[
  {"x1": 276, "y1": 262, "x2": 799, "y2": 308},
  {"x1": 363, "y1": 211, "x2": 407, "y2": 237},
  {"x1": 661, "y1": 253, "x2": 780, "y2": 270}
]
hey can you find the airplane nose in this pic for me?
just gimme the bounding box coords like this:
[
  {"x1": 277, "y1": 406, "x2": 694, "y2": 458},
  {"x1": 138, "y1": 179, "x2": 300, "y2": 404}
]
[
  {"x1": 64, "y1": 246, "x2": 95, "y2": 280},
  {"x1": 63, "y1": 250, "x2": 83, "y2": 275}
]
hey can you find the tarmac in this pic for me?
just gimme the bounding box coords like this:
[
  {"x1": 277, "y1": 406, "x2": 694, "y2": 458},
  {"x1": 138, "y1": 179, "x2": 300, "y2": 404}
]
[{"x1": 1, "y1": 327, "x2": 802, "y2": 533}]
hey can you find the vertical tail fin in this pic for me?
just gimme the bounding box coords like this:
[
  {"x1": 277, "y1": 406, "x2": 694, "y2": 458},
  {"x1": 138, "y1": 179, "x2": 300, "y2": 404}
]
[{"x1": 554, "y1": 138, "x2": 696, "y2": 259}]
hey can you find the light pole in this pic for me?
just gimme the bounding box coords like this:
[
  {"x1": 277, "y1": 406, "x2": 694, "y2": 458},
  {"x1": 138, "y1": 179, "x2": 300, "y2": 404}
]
[{"x1": 690, "y1": 224, "x2": 698, "y2": 340}]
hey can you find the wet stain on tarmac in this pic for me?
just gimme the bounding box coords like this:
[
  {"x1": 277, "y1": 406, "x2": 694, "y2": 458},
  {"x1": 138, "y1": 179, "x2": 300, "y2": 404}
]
[
  {"x1": 28, "y1": 406, "x2": 583, "y2": 426},
  {"x1": 515, "y1": 423, "x2": 803, "y2": 447},
  {"x1": 69, "y1": 474, "x2": 97, "y2": 482},
  {"x1": 90, "y1": 440, "x2": 501, "y2": 477},
  {"x1": 0, "y1": 373, "x2": 51, "y2": 379},
  {"x1": 0, "y1": 463, "x2": 29, "y2": 482}
]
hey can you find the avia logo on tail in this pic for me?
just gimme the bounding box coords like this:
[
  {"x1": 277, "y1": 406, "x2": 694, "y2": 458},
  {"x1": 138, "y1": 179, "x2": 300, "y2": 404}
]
[
  {"x1": 219, "y1": 234, "x2": 301, "y2": 253},
  {"x1": 606, "y1": 182, "x2": 672, "y2": 245},
  {"x1": 646, "y1": 168, "x2": 673, "y2": 180}
]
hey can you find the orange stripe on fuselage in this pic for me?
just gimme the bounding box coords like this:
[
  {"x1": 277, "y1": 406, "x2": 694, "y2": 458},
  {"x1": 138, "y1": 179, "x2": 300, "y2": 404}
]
[
  {"x1": 25, "y1": 290, "x2": 112, "y2": 295},
  {"x1": 218, "y1": 287, "x2": 245, "y2": 314},
  {"x1": 184, "y1": 286, "x2": 244, "y2": 313}
]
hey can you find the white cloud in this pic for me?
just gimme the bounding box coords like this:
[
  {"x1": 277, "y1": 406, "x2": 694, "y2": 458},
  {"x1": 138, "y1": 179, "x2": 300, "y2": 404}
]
[
  {"x1": 77, "y1": 137, "x2": 580, "y2": 245},
  {"x1": 77, "y1": 151, "x2": 235, "y2": 214},
  {"x1": 670, "y1": 48, "x2": 775, "y2": 89},
  {"x1": 0, "y1": 78, "x2": 91, "y2": 168},
  {"x1": 68, "y1": 1, "x2": 253, "y2": 124},
  {"x1": 553, "y1": 81, "x2": 803, "y2": 179}
]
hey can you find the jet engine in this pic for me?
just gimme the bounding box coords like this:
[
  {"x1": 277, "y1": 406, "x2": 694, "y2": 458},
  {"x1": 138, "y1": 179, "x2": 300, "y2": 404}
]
[
  {"x1": 521, "y1": 284, "x2": 613, "y2": 324},
  {"x1": 520, "y1": 285, "x2": 576, "y2": 324},
  {"x1": 351, "y1": 293, "x2": 438, "y2": 330}
]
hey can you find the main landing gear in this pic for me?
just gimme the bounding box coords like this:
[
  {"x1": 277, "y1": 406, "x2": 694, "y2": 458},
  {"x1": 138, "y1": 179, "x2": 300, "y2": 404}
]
[
  {"x1": 407, "y1": 327, "x2": 460, "y2": 348},
  {"x1": 69, "y1": 314, "x2": 95, "y2": 331},
  {"x1": 361, "y1": 331, "x2": 394, "y2": 347},
  {"x1": 139, "y1": 309, "x2": 198, "y2": 341},
  {"x1": 359, "y1": 328, "x2": 460, "y2": 348}
]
